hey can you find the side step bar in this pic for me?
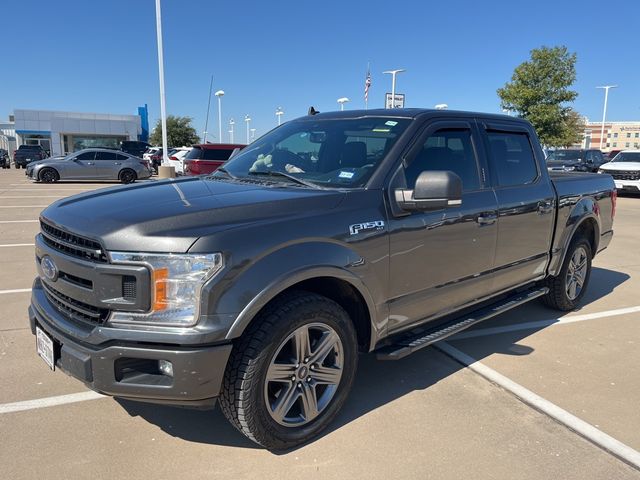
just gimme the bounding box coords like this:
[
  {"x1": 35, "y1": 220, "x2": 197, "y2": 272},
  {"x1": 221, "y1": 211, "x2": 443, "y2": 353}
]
[{"x1": 376, "y1": 287, "x2": 549, "y2": 360}]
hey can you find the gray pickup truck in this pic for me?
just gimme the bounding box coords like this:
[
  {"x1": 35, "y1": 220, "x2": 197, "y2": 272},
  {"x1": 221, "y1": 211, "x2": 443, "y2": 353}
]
[{"x1": 29, "y1": 109, "x2": 615, "y2": 449}]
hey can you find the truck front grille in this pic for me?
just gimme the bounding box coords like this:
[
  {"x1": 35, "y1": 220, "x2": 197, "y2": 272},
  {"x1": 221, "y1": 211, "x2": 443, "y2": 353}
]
[
  {"x1": 40, "y1": 221, "x2": 107, "y2": 263},
  {"x1": 607, "y1": 170, "x2": 640, "y2": 181},
  {"x1": 42, "y1": 281, "x2": 109, "y2": 325}
]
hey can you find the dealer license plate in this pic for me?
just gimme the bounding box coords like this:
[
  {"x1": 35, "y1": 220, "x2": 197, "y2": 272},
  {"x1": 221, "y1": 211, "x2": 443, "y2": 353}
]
[{"x1": 36, "y1": 326, "x2": 55, "y2": 371}]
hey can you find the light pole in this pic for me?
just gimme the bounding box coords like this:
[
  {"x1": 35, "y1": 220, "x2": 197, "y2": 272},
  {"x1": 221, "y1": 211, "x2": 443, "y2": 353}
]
[
  {"x1": 276, "y1": 107, "x2": 284, "y2": 126},
  {"x1": 244, "y1": 115, "x2": 251, "y2": 144},
  {"x1": 215, "y1": 90, "x2": 224, "y2": 144},
  {"x1": 383, "y1": 69, "x2": 406, "y2": 108},
  {"x1": 337, "y1": 97, "x2": 350, "y2": 111},
  {"x1": 203, "y1": 75, "x2": 213, "y2": 143},
  {"x1": 229, "y1": 118, "x2": 234, "y2": 143},
  {"x1": 250, "y1": 128, "x2": 256, "y2": 141},
  {"x1": 154, "y1": 0, "x2": 169, "y2": 167},
  {"x1": 597, "y1": 85, "x2": 617, "y2": 149}
]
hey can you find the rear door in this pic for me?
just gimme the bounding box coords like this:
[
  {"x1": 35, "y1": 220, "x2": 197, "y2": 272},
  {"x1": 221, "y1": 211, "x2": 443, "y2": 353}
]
[
  {"x1": 93, "y1": 151, "x2": 121, "y2": 179},
  {"x1": 387, "y1": 119, "x2": 498, "y2": 333},
  {"x1": 479, "y1": 120, "x2": 556, "y2": 293},
  {"x1": 65, "y1": 151, "x2": 97, "y2": 179}
]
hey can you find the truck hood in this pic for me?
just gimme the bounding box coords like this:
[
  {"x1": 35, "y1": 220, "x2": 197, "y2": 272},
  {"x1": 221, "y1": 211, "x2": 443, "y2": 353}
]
[
  {"x1": 40, "y1": 176, "x2": 345, "y2": 252},
  {"x1": 600, "y1": 162, "x2": 640, "y2": 171}
]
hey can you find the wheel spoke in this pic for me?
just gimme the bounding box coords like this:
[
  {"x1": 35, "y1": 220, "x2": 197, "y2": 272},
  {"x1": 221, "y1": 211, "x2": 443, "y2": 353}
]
[
  {"x1": 575, "y1": 272, "x2": 585, "y2": 287},
  {"x1": 293, "y1": 327, "x2": 311, "y2": 364},
  {"x1": 266, "y1": 363, "x2": 297, "y2": 382},
  {"x1": 299, "y1": 383, "x2": 319, "y2": 421},
  {"x1": 309, "y1": 331, "x2": 339, "y2": 365},
  {"x1": 568, "y1": 279, "x2": 577, "y2": 299},
  {"x1": 311, "y1": 365, "x2": 342, "y2": 385},
  {"x1": 271, "y1": 383, "x2": 300, "y2": 422}
]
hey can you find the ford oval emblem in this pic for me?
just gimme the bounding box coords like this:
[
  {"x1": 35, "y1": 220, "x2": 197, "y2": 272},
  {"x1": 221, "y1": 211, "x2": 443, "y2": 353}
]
[{"x1": 41, "y1": 255, "x2": 59, "y2": 281}]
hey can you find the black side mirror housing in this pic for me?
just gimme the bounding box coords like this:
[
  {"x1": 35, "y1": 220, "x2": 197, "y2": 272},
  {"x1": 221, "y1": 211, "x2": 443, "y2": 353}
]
[{"x1": 395, "y1": 170, "x2": 462, "y2": 211}]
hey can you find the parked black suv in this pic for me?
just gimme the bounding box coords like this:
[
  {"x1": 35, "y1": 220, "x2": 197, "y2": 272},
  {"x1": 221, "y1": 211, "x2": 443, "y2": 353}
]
[
  {"x1": 120, "y1": 141, "x2": 151, "y2": 158},
  {"x1": 546, "y1": 149, "x2": 606, "y2": 172},
  {"x1": 0, "y1": 148, "x2": 9, "y2": 169},
  {"x1": 30, "y1": 109, "x2": 616, "y2": 449},
  {"x1": 14, "y1": 145, "x2": 48, "y2": 168}
]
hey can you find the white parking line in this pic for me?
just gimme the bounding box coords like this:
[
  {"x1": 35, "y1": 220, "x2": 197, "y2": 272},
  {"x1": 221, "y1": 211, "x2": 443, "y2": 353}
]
[
  {"x1": 0, "y1": 220, "x2": 39, "y2": 224},
  {"x1": 437, "y1": 342, "x2": 640, "y2": 469},
  {"x1": 0, "y1": 289, "x2": 31, "y2": 295},
  {"x1": 0, "y1": 391, "x2": 105, "y2": 414},
  {"x1": 0, "y1": 243, "x2": 35, "y2": 248},
  {"x1": 0, "y1": 196, "x2": 63, "y2": 198},
  {"x1": 451, "y1": 305, "x2": 640, "y2": 340},
  {"x1": 0, "y1": 205, "x2": 48, "y2": 208}
]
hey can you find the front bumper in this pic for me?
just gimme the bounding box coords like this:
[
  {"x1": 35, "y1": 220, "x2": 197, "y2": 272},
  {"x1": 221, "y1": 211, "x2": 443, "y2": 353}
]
[
  {"x1": 613, "y1": 179, "x2": 640, "y2": 192},
  {"x1": 29, "y1": 280, "x2": 233, "y2": 408}
]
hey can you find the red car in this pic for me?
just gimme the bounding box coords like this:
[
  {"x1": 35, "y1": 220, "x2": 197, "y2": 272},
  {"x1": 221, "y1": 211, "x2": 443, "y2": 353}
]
[{"x1": 183, "y1": 143, "x2": 245, "y2": 175}]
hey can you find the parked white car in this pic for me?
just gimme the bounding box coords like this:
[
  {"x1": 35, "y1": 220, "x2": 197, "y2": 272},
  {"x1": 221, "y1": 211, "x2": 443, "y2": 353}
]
[
  {"x1": 598, "y1": 150, "x2": 640, "y2": 193},
  {"x1": 167, "y1": 147, "x2": 192, "y2": 174},
  {"x1": 143, "y1": 147, "x2": 160, "y2": 161}
]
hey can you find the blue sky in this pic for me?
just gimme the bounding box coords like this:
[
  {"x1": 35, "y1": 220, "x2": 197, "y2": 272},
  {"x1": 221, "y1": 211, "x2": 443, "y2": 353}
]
[{"x1": 2, "y1": 0, "x2": 639, "y2": 140}]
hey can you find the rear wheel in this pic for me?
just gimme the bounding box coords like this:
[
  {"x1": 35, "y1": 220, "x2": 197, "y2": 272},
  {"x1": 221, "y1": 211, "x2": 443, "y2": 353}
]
[
  {"x1": 220, "y1": 291, "x2": 358, "y2": 450},
  {"x1": 542, "y1": 236, "x2": 592, "y2": 311},
  {"x1": 39, "y1": 168, "x2": 59, "y2": 183},
  {"x1": 119, "y1": 169, "x2": 136, "y2": 184}
]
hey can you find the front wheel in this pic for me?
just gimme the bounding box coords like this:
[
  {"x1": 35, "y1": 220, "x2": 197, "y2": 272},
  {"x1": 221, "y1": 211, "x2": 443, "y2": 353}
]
[
  {"x1": 220, "y1": 291, "x2": 358, "y2": 450},
  {"x1": 542, "y1": 236, "x2": 592, "y2": 311},
  {"x1": 39, "y1": 168, "x2": 59, "y2": 183}
]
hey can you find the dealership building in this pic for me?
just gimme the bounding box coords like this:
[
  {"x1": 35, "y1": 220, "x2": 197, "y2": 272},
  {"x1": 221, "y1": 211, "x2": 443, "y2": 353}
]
[{"x1": 0, "y1": 106, "x2": 149, "y2": 158}]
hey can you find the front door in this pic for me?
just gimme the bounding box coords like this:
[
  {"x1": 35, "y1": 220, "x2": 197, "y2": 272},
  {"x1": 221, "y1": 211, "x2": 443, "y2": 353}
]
[
  {"x1": 387, "y1": 120, "x2": 498, "y2": 334},
  {"x1": 65, "y1": 151, "x2": 97, "y2": 179}
]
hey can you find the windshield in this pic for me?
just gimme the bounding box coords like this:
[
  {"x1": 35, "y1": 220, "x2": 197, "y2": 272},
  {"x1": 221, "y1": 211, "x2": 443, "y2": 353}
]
[
  {"x1": 612, "y1": 152, "x2": 640, "y2": 163},
  {"x1": 219, "y1": 117, "x2": 411, "y2": 188},
  {"x1": 546, "y1": 150, "x2": 582, "y2": 162}
]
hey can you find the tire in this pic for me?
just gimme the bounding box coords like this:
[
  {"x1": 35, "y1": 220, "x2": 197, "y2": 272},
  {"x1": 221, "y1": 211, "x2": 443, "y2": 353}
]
[
  {"x1": 542, "y1": 236, "x2": 592, "y2": 311},
  {"x1": 119, "y1": 169, "x2": 136, "y2": 184},
  {"x1": 39, "y1": 168, "x2": 59, "y2": 183},
  {"x1": 220, "y1": 291, "x2": 358, "y2": 450}
]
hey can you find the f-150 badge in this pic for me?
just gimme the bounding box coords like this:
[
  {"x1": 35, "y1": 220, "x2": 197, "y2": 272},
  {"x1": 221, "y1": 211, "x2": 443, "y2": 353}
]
[{"x1": 349, "y1": 220, "x2": 385, "y2": 235}]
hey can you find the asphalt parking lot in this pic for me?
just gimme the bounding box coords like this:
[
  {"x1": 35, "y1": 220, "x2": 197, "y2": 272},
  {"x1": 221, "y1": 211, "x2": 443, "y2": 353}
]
[{"x1": 0, "y1": 168, "x2": 639, "y2": 479}]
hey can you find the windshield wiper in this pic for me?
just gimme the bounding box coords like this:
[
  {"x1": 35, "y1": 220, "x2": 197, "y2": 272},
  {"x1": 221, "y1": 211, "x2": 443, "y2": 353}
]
[
  {"x1": 214, "y1": 167, "x2": 237, "y2": 179},
  {"x1": 247, "y1": 170, "x2": 320, "y2": 189}
]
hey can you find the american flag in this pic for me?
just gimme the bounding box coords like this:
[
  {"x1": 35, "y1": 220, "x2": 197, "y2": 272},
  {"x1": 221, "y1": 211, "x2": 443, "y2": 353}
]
[{"x1": 364, "y1": 68, "x2": 372, "y2": 102}]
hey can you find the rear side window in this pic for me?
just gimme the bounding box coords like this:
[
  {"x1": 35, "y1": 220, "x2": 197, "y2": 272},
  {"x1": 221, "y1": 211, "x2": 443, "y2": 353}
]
[
  {"x1": 94, "y1": 151, "x2": 118, "y2": 160},
  {"x1": 116, "y1": 153, "x2": 129, "y2": 161},
  {"x1": 486, "y1": 132, "x2": 538, "y2": 187},
  {"x1": 203, "y1": 148, "x2": 234, "y2": 161},
  {"x1": 185, "y1": 147, "x2": 203, "y2": 160}
]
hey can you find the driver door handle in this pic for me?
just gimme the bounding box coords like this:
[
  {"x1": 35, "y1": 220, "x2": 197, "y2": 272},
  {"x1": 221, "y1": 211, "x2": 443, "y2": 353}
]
[{"x1": 86, "y1": 162, "x2": 94, "y2": 165}]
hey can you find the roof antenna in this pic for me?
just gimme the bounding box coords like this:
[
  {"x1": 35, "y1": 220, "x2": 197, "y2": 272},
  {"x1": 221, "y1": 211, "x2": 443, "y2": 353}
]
[{"x1": 308, "y1": 106, "x2": 319, "y2": 116}]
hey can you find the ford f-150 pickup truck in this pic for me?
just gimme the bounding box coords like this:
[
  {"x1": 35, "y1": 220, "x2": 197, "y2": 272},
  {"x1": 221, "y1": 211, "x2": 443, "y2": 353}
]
[{"x1": 29, "y1": 109, "x2": 615, "y2": 449}]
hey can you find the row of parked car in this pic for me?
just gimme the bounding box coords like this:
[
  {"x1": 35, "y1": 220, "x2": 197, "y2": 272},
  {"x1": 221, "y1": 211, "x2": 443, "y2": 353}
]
[
  {"x1": 142, "y1": 143, "x2": 245, "y2": 175},
  {"x1": 545, "y1": 148, "x2": 640, "y2": 193}
]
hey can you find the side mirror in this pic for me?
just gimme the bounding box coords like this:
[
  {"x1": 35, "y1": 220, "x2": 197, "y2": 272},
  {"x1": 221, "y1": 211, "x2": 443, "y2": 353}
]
[{"x1": 395, "y1": 170, "x2": 462, "y2": 211}]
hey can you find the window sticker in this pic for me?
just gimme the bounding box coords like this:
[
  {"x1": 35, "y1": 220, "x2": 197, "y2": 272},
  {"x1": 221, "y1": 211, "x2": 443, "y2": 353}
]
[
  {"x1": 385, "y1": 121, "x2": 398, "y2": 126},
  {"x1": 339, "y1": 171, "x2": 355, "y2": 179}
]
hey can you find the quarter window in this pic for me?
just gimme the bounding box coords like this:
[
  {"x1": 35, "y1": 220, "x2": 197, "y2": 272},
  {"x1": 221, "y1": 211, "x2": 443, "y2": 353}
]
[
  {"x1": 486, "y1": 132, "x2": 538, "y2": 187},
  {"x1": 404, "y1": 129, "x2": 480, "y2": 191}
]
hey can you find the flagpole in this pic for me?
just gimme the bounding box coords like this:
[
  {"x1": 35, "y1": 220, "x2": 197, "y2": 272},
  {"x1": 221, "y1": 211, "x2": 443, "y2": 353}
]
[{"x1": 365, "y1": 61, "x2": 370, "y2": 110}]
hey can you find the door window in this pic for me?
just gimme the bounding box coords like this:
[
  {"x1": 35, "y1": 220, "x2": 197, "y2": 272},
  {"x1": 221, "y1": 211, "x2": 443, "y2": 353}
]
[
  {"x1": 405, "y1": 129, "x2": 480, "y2": 191},
  {"x1": 203, "y1": 148, "x2": 234, "y2": 160},
  {"x1": 486, "y1": 132, "x2": 538, "y2": 187},
  {"x1": 94, "y1": 151, "x2": 119, "y2": 160},
  {"x1": 74, "y1": 151, "x2": 96, "y2": 161}
]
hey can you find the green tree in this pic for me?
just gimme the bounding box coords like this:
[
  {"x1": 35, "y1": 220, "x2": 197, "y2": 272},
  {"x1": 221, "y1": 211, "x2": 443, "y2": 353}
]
[
  {"x1": 149, "y1": 115, "x2": 200, "y2": 147},
  {"x1": 498, "y1": 46, "x2": 583, "y2": 147}
]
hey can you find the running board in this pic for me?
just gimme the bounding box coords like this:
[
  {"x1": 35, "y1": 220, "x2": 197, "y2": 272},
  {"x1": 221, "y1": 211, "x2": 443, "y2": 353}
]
[{"x1": 376, "y1": 287, "x2": 549, "y2": 360}]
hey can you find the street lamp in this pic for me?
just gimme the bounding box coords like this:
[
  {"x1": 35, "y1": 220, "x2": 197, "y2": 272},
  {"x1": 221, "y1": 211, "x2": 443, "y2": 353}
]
[
  {"x1": 337, "y1": 97, "x2": 350, "y2": 111},
  {"x1": 596, "y1": 85, "x2": 617, "y2": 149},
  {"x1": 276, "y1": 107, "x2": 284, "y2": 126},
  {"x1": 229, "y1": 118, "x2": 235, "y2": 143},
  {"x1": 214, "y1": 90, "x2": 224, "y2": 144},
  {"x1": 244, "y1": 115, "x2": 251, "y2": 144},
  {"x1": 250, "y1": 128, "x2": 256, "y2": 141},
  {"x1": 154, "y1": 0, "x2": 169, "y2": 167},
  {"x1": 383, "y1": 69, "x2": 406, "y2": 109}
]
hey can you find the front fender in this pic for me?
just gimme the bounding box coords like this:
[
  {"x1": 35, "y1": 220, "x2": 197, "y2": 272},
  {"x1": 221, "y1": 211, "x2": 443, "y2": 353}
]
[
  {"x1": 200, "y1": 241, "x2": 384, "y2": 348},
  {"x1": 548, "y1": 196, "x2": 601, "y2": 276}
]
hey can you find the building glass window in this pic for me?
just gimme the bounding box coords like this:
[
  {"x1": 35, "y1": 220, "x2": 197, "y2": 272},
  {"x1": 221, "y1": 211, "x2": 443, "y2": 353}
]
[
  {"x1": 614, "y1": 133, "x2": 618, "y2": 138},
  {"x1": 635, "y1": 133, "x2": 639, "y2": 138},
  {"x1": 625, "y1": 143, "x2": 630, "y2": 148},
  {"x1": 613, "y1": 142, "x2": 617, "y2": 147},
  {"x1": 627, "y1": 133, "x2": 631, "y2": 138}
]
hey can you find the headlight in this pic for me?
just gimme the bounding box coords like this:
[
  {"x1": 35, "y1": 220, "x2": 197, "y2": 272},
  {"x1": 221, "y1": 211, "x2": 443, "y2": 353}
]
[
  {"x1": 108, "y1": 252, "x2": 223, "y2": 326},
  {"x1": 597, "y1": 169, "x2": 604, "y2": 174}
]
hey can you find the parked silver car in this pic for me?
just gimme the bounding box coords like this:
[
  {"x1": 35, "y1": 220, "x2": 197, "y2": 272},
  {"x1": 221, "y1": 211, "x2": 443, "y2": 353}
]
[{"x1": 26, "y1": 148, "x2": 152, "y2": 183}]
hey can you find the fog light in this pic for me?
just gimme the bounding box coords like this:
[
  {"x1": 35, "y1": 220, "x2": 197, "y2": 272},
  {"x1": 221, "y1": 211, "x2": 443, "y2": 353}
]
[{"x1": 158, "y1": 360, "x2": 173, "y2": 377}]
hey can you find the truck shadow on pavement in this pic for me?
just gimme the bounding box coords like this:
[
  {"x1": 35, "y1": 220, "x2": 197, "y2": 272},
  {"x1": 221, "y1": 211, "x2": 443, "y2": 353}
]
[{"x1": 116, "y1": 266, "x2": 629, "y2": 452}]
